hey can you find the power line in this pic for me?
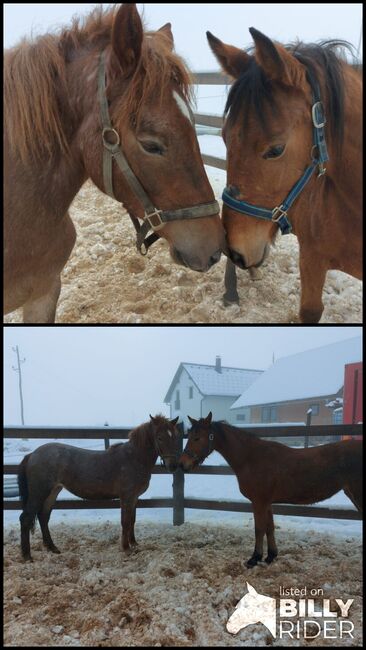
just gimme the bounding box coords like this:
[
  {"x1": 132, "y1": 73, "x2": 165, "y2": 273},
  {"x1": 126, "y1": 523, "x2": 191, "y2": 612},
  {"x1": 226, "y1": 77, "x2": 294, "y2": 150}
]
[{"x1": 12, "y1": 345, "x2": 26, "y2": 425}]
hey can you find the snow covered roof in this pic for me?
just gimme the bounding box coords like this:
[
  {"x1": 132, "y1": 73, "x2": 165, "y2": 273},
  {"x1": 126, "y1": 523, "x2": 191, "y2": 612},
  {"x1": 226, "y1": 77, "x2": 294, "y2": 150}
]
[
  {"x1": 231, "y1": 337, "x2": 362, "y2": 409},
  {"x1": 164, "y1": 361, "x2": 263, "y2": 402}
]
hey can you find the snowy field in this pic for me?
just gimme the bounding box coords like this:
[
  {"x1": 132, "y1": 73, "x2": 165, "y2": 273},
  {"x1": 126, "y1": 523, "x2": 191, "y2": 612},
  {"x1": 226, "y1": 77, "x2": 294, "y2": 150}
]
[
  {"x1": 4, "y1": 434, "x2": 362, "y2": 646},
  {"x1": 4, "y1": 86, "x2": 362, "y2": 324}
]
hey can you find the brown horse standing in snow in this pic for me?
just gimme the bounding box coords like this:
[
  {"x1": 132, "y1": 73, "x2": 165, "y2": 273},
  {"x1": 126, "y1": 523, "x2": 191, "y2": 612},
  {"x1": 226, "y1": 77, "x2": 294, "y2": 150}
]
[
  {"x1": 18, "y1": 415, "x2": 180, "y2": 561},
  {"x1": 207, "y1": 29, "x2": 362, "y2": 322},
  {"x1": 4, "y1": 3, "x2": 225, "y2": 323},
  {"x1": 179, "y1": 413, "x2": 362, "y2": 567}
]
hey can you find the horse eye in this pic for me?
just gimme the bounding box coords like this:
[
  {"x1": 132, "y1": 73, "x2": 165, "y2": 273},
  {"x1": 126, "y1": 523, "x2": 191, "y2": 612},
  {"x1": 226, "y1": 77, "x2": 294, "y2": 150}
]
[
  {"x1": 263, "y1": 144, "x2": 285, "y2": 159},
  {"x1": 139, "y1": 140, "x2": 164, "y2": 156}
]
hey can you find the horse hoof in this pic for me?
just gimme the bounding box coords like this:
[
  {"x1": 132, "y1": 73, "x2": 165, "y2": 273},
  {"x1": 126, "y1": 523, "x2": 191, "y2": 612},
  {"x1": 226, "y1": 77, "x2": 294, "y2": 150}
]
[
  {"x1": 246, "y1": 558, "x2": 258, "y2": 568},
  {"x1": 223, "y1": 294, "x2": 239, "y2": 307},
  {"x1": 49, "y1": 546, "x2": 61, "y2": 554},
  {"x1": 265, "y1": 554, "x2": 277, "y2": 564},
  {"x1": 22, "y1": 555, "x2": 33, "y2": 563}
]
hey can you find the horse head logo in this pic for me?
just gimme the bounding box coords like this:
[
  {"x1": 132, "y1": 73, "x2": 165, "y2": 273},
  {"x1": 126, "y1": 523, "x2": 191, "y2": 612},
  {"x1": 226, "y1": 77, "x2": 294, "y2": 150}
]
[{"x1": 227, "y1": 582, "x2": 276, "y2": 638}]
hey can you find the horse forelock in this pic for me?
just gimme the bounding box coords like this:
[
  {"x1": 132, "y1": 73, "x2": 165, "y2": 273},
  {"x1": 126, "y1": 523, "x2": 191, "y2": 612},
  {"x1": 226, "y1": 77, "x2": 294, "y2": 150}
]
[
  {"x1": 225, "y1": 39, "x2": 353, "y2": 151},
  {"x1": 4, "y1": 5, "x2": 193, "y2": 165},
  {"x1": 128, "y1": 415, "x2": 171, "y2": 449}
]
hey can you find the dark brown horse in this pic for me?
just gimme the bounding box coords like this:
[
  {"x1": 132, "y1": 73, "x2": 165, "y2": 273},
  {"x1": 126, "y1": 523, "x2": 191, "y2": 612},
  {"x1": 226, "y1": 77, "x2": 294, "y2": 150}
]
[
  {"x1": 18, "y1": 415, "x2": 180, "y2": 561},
  {"x1": 179, "y1": 413, "x2": 362, "y2": 567},
  {"x1": 4, "y1": 4, "x2": 225, "y2": 323},
  {"x1": 207, "y1": 30, "x2": 362, "y2": 322}
]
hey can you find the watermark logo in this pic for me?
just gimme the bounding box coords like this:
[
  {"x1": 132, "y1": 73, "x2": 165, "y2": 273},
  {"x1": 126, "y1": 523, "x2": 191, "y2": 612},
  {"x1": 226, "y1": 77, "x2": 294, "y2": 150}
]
[{"x1": 227, "y1": 583, "x2": 354, "y2": 640}]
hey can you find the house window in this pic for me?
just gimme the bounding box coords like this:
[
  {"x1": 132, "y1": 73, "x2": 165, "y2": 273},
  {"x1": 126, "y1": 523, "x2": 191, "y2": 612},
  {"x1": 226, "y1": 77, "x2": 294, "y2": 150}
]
[
  {"x1": 261, "y1": 406, "x2": 277, "y2": 422},
  {"x1": 236, "y1": 413, "x2": 246, "y2": 422},
  {"x1": 189, "y1": 386, "x2": 193, "y2": 399},
  {"x1": 332, "y1": 409, "x2": 343, "y2": 424},
  {"x1": 174, "y1": 390, "x2": 180, "y2": 410},
  {"x1": 309, "y1": 403, "x2": 320, "y2": 416}
]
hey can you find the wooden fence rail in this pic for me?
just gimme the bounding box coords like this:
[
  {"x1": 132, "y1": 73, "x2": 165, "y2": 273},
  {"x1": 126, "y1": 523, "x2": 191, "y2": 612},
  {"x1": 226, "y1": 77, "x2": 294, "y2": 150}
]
[{"x1": 3, "y1": 424, "x2": 362, "y2": 524}]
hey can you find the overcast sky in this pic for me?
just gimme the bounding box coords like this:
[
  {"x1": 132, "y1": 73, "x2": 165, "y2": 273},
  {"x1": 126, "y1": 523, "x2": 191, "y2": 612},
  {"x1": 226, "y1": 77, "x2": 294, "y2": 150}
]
[
  {"x1": 4, "y1": 326, "x2": 362, "y2": 427},
  {"x1": 4, "y1": 3, "x2": 362, "y2": 65}
]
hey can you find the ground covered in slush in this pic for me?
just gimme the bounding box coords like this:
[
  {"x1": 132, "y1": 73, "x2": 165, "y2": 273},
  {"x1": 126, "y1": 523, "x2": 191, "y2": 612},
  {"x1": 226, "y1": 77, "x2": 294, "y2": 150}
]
[
  {"x1": 4, "y1": 520, "x2": 362, "y2": 647},
  {"x1": 4, "y1": 176, "x2": 362, "y2": 324}
]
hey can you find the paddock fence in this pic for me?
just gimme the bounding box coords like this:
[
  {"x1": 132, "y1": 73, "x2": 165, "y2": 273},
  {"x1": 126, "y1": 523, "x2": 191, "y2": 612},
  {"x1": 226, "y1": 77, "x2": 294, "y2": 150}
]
[{"x1": 3, "y1": 423, "x2": 362, "y2": 525}]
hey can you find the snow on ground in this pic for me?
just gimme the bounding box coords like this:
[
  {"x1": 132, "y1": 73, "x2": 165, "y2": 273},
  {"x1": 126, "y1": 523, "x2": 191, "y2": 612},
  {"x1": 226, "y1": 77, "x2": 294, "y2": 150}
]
[
  {"x1": 4, "y1": 520, "x2": 362, "y2": 647},
  {"x1": 4, "y1": 436, "x2": 362, "y2": 646},
  {"x1": 4, "y1": 166, "x2": 362, "y2": 324}
]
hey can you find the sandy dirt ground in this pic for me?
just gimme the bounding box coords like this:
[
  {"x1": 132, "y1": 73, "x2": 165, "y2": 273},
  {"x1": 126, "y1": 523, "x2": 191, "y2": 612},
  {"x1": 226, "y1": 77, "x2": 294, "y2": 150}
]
[
  {"x1": 4, "y1": 519, "x2": 362, "y2": 647},
  {"x1": 4, "y1": 178, "x2": 362, "y2": 324}
]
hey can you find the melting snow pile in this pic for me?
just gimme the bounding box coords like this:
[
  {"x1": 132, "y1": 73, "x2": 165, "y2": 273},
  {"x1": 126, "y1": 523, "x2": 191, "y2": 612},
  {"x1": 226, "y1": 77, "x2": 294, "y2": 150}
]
[{"x1": 4, "y1": 520, "x2": 362, "y2": 646}]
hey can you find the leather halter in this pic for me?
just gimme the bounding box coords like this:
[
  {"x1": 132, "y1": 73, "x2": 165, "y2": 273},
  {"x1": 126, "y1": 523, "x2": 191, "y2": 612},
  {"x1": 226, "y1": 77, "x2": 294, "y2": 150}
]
[
  {"x1": 98, "y1": 52, "x2": 220, "y2": 255},
  {"x1": 184, "y1": 430, "x2": 215, "y2": 464},
  {"x1": 222, "y1": 74, "x2": 329, "y2": 235}
]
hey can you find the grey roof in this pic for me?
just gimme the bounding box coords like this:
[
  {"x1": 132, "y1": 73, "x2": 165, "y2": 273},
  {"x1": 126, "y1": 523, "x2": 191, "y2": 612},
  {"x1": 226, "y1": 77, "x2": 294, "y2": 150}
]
[
  {"x1": 164, "y1": 362, "x2": 263, "y2": 402},
  {"x1": 231, "y1": 336, "x2": 362, "y2": 409}
]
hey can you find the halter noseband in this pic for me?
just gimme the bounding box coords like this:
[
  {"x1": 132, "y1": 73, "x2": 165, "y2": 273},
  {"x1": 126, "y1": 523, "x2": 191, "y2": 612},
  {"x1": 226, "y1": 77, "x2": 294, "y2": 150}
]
[
  {"x1": 222, "y1": 74, "x2": 329, "y2": 235},
  {"x1": 98, "y1": 52, "x2": 220, "y2": 255}
]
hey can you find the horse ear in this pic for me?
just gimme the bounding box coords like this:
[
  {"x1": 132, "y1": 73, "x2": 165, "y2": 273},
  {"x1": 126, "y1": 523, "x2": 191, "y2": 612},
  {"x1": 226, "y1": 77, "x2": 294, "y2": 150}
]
[
  {"x1": 112, "y1": 4, "x2": 143, "y2": 78},
  {"x1": 249, "y1": 27, "x2": 305, "y2": 89},
  {"x1": 246, "y1": 581, "x2": 257, "y2": 595},
  {"x1": 158, "y1": 22, "x2": 174, "y2": 50},
  {"x1": 170, "y1": 416, "x2": 179, "y2": 426},
  {"x1": 205, "y1": 411, "x2": 212, "y2": 425},
  {"x1": 149, "y1": 414, "x2": 156, "y2": 423},
  {"x1": 207, "y1": 31, "x2": 250, "y2": 79},
  {"x1": 188, "y1": 415, "x2": 197, "y2": 426}
]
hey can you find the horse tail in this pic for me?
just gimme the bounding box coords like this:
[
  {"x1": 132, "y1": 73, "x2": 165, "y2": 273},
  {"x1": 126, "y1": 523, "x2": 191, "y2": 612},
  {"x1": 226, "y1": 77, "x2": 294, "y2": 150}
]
[{"x1": 18, "y1": 454, "x2": 36, "y2": 533}]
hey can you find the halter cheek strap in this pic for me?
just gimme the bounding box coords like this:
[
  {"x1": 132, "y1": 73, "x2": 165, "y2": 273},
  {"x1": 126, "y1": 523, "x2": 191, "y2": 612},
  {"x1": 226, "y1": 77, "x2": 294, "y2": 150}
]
[
  {"x1": 184, "y1": 432, "x2": 215, "y2": 464},
  {"x1": 98, "y1": 51, "x2": 220, "y2": 255},
  {"x1": 222, "y1": 78, "x2": 329, "y2": 235}
]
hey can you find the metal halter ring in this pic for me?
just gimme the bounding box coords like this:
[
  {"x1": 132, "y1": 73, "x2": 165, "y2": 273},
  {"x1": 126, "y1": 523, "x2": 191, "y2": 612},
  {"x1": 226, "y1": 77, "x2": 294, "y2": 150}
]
[
  {"x1": 271, "y1": 206, "x2": 288, "y2": 223},
  {"x1": 144, "y1": 209, "x2": 164, "y2": 231},
  {"x1": 102, "y1": 127, "x2": 120, "y2": 151}
]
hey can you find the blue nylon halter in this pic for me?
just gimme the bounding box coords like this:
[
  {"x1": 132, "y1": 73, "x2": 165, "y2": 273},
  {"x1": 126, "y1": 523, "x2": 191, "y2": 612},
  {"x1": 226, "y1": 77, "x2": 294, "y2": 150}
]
[{"x1": 222, "y1": 81, "x2": 329, "y2": 235}]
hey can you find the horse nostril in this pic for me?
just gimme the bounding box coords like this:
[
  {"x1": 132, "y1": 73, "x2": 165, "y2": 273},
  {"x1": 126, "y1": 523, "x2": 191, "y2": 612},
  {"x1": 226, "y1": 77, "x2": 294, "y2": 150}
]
[
  {"x1": 229, "y1": 249, "x2": 246, "y2": 269},
  {"x1": 208, "y1": 249, "x2": 221, "y2": 268}
]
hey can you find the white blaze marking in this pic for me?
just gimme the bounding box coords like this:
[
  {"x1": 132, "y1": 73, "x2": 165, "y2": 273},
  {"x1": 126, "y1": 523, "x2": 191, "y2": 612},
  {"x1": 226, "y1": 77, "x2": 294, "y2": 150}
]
[
  {"x1": 173, "y1": 91, "x2": 194, "y2": 124},
  {"x1": 168, "y1": 431, "x2": 172, "y2": 437}
]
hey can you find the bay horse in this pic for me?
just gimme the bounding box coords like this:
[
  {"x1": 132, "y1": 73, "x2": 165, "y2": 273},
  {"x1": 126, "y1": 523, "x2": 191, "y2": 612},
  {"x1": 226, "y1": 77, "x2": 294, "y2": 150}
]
[
  {"x1": 4, "y1": 4, "x2": 225, "y2": 323},
  {"x1": 179, "y1": 413, "x2": 362, "y2": 567},
  {"x1": 206, "y1": 29, "x2": 362, "y2": 322},
  {"x1": 18, "y1": 415, "x2": 180, "y2": 561}
]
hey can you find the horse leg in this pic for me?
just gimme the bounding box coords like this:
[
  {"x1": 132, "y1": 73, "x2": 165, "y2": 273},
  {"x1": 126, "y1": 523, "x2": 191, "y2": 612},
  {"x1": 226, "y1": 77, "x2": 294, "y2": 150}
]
[
  {"x1": 129, "y1": 502, "x2": 138, "y2": 547},
  {"x1": 298, "y1": 249, "x2": 327, "y2": 323},
  {"x1": 37, "y1": 486, "x2": 63, "y2": 553},
  {"x1": 23, "y1": 275, "x2": 61, "y2": 324},
  {"x1": 264, "y1": 506, "x2": 278, "y2": 564},
  {"x1": 344, "y1": 481, "x2": 363, "y2": 512},
  {"x1": 20, "y1": 510, "x2": 36, "y2": 562},
  {"x1": 246, "y1": 501, "x2": 267, "y2": 567},
  {"x1": 121, "y1": 501, "x2": 134, "y2": 552}
]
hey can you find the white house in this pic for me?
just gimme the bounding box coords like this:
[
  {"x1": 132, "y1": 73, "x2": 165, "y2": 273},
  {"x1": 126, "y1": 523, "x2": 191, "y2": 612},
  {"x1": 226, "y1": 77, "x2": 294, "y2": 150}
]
[
  {"x1": 164, "y1": 356, "x2": 263, "y2": 426},
  {"x1": 231, "y1": 336, "x2": 362, "y2": 425}
]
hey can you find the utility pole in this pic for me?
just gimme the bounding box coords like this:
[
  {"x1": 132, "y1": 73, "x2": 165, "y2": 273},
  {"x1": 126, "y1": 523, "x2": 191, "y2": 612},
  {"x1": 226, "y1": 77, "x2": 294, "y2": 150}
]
[{"x1": 12, "y1": 345, "x2": 26, "y2": 425}]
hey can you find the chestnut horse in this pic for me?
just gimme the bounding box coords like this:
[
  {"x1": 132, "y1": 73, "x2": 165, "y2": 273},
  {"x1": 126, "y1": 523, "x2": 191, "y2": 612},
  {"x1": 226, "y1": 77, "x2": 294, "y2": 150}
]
[
  {"x1": 18, "y1": 415, "x2": 180, "y2": 561},
  {"x1": 4, "y1": 4, "x2": 225, "y2": 323},
  {"x1": 207, "y1": 30, "x2": 362, "y2": 322},
  {"x1": 179, "y1": 413, "x2": 362, "y2": 567}
]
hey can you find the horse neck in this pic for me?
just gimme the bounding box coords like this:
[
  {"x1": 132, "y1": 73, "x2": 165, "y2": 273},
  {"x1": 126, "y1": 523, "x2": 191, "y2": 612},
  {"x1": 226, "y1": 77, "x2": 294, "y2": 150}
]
[
  {"x1": 213, "y1": 423, "x2": 254, "y2": 473},
  {"x1": 129, "y1": 424, "x2": 159, "y2": 470}
]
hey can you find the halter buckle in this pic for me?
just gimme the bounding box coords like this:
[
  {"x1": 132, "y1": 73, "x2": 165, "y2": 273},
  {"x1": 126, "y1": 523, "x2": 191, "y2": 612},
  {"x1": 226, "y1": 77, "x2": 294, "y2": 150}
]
[
  {"x1": 145, "y1": 209, "x2": 164, "y2": 231},
  {"x1": 312, "y1": 101, "x2": 326, "y2": 129},
  {"x1": 271, "y1": 206, "x2": 287, "y2": 223}
]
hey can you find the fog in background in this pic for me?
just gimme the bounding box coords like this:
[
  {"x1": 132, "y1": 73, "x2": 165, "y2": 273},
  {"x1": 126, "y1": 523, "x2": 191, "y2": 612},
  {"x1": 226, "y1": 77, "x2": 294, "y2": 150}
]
[
  {"x1": 4, "y1": 3, "x2": 362, "y2": 64},
  {"x1": 4, "y1": 326, "x2": 362, "y2": 427}
]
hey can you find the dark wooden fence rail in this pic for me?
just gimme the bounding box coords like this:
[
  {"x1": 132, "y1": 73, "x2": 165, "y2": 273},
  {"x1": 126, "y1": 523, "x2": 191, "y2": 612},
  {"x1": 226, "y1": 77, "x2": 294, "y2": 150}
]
[{"x1": 3, "y1": 424, "x2": 362, "y2": 524}]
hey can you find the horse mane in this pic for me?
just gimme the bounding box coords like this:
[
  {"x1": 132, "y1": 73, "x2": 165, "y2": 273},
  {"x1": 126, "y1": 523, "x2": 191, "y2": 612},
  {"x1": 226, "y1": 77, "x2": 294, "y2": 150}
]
[
  {"x1": 211, "y1": 420, "x2": 256, "y2": 439},
  {"x1": 128, "y1": 414, "x2": 170, "y2": 450},
  {"x1": 4, "y1": 5, "x2": 193, "y2": 164},
  {"x1": 224, "y1": 39, "x2": 357, "y2": 153}
]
